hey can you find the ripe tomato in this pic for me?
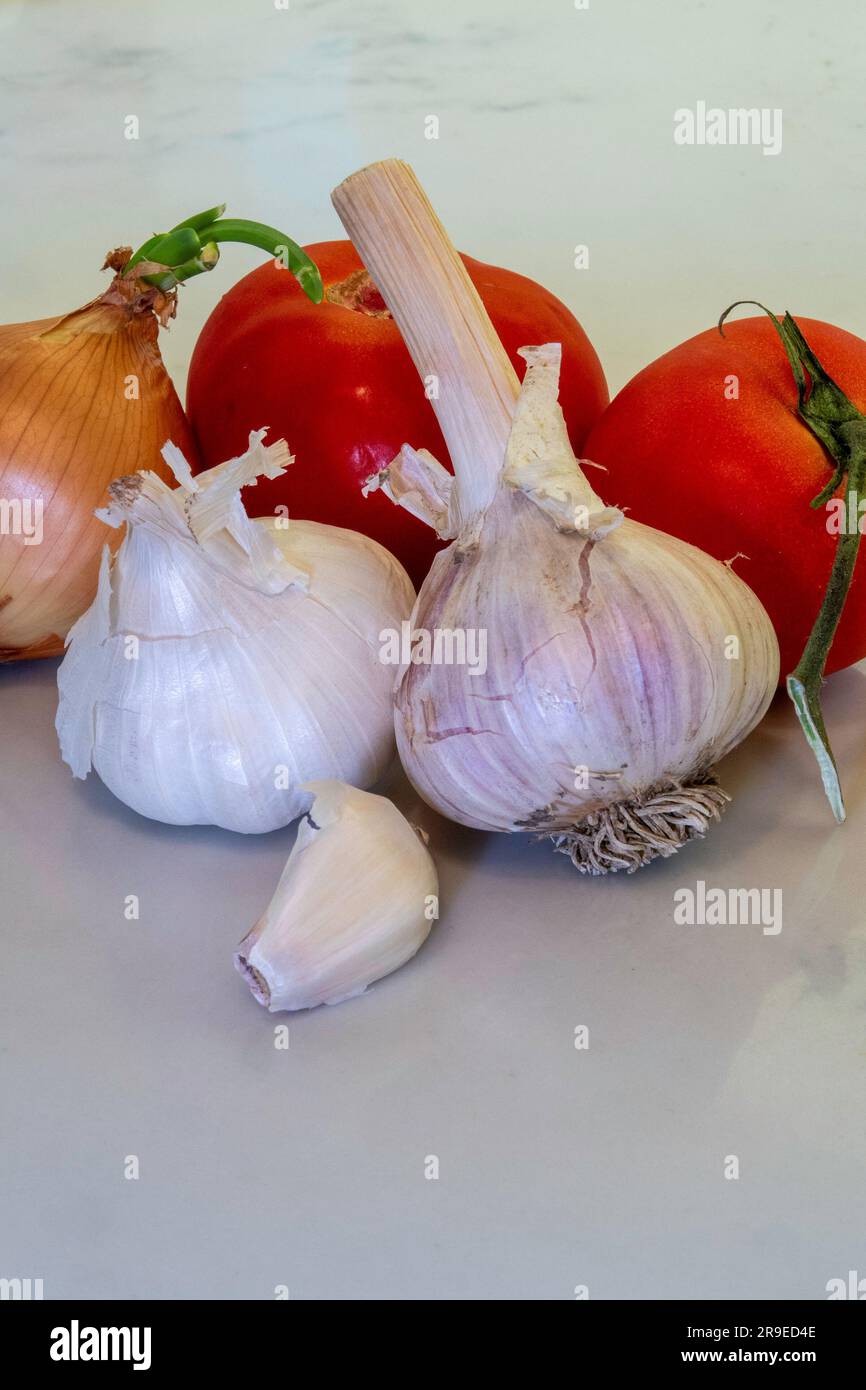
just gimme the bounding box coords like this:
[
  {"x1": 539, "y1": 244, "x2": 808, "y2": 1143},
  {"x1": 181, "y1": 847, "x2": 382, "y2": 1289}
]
[
  {"x1": 187, "y1": 240, "x2": 608, "y2": 584},
  {"x1": 583, "y1": 315, "x2": 866, "y2": 680}
]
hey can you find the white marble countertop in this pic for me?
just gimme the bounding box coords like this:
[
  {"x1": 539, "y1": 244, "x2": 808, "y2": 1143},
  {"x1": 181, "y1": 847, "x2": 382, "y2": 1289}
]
[
  {"x1": 2, "y1": 0, "x2": 865, "y2": 397},
  {"x1": 1, "y1": 0, "x2": 864, "y2": 1300}
]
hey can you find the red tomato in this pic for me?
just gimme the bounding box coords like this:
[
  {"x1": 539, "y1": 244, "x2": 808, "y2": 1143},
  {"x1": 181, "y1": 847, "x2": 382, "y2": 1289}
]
[
  {"x1": 187, "y1": 240, "x2": 608, "y2": 584},
  {"x1": 583, "y1": 315, "x2": 866, "y2": 680}
]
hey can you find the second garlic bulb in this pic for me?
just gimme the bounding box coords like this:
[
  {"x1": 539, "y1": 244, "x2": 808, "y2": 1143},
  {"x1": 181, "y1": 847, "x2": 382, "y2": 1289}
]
[{"x1": 56, "y1": 432, "x2": 414, "y2": 833}]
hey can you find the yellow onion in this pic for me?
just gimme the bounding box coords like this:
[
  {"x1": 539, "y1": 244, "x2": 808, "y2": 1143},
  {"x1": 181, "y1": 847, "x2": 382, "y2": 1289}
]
[
  {"x1": 0, "y1": 278, "x2": 191, "y2": 659},
  {"x1": 0, "y1": 207, "x2": 322, "y2": 660}
]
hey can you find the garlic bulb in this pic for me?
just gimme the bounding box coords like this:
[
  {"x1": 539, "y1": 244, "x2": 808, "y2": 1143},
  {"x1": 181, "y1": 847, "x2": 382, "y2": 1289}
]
[
  {"x1": 234, "y1": 780, "x2": 439, "y2": 1010},
  {"x1": 333, "y1": 160, "x2": 779, "y2": 873},
  {"x1": 56, "y1": 432, "x2": 414, "y2": 833}
]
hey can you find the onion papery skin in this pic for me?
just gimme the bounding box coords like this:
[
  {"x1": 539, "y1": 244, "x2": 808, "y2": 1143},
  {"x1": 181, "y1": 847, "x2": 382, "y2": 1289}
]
[
  {"x1": 395, "y1": 492, "x2": 780, "y2": 835},
  {"x1": 0, "y1": 297, "x2": 193, "y2": 660}
]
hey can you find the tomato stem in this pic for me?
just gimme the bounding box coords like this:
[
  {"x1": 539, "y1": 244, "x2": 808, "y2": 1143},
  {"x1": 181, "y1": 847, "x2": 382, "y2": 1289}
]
[
  {"x1": 720, "y1": 301, "x2": 866, "y2": 822},
  {"x1": 124, "y1": 205, "x2": 323, "y2": 303}
]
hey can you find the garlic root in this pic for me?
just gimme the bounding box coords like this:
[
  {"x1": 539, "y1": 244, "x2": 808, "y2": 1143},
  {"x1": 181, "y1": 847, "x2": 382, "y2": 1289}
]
[{"x1": 547, "y1": 777, "x2": 731, "y2": 876}]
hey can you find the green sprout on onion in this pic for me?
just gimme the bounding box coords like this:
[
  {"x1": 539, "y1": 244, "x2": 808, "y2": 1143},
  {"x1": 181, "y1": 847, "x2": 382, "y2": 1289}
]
[{"x1": 124, "y1": 203, "x2": 323, "y2": 304}]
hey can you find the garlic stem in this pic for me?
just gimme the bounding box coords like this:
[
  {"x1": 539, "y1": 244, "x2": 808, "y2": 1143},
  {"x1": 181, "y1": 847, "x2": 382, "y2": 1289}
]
[{"x1": 332, "y1": 160, "x2": 520, "y2": 526}]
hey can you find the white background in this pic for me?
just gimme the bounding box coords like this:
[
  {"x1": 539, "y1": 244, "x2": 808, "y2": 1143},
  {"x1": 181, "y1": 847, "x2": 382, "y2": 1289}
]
[{"x1": 2, "y1": 0, "x2": 864, "y2": 396}]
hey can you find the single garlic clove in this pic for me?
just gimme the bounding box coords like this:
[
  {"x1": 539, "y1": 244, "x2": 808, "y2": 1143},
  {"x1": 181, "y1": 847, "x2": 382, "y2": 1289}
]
[{"x1": 234, "y1": 781, "x2": 439, "y2": 1011}]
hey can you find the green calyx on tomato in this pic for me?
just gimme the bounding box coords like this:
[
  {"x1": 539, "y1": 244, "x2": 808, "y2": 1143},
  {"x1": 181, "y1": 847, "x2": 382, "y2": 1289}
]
[{"x1": 720, "y1": 302, "x2": 866, "y2": 823}]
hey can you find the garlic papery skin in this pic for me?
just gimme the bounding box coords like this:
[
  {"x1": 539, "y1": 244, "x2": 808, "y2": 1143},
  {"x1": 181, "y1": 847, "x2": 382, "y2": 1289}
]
[
  {"x1": 56, "y1": 432, "x2": 414, "y2": 834},
  {"x1": 333, "y1": 161, "x2": 780, "y2": 873},
  {"x1": 389, "y1": 349, "x2": 779, "y2": 868},
  {"x1": 234, "y1": 780, "x2": 439, "y2": 1010}
]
